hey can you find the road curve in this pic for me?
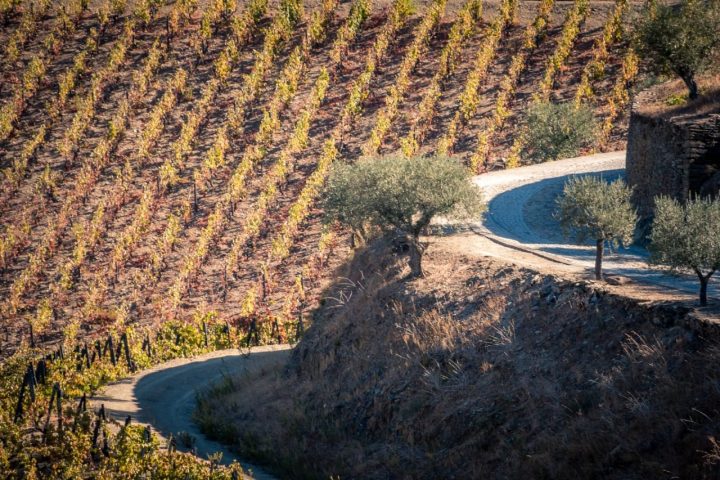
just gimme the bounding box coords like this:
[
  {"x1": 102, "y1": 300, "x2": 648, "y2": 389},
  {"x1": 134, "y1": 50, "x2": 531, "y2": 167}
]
[
  {"x1": 92, "y1": 345, "x2": 292, "y2": 480},
  {"x1": 438, "y1": 150, "x2": 717, "y2": 302},
  {"x1": 89, "y1": 152, "x2": 716, "y2": 480}
]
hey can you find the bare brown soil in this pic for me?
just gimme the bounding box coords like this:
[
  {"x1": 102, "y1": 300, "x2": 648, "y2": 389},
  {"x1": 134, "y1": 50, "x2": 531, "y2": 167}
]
[
  {"x1": 0, "y1": 0, "x2": 643, "y2": 358},
  {"x1": 196, "y1": 239, "x2": 720, "y2": 479}
]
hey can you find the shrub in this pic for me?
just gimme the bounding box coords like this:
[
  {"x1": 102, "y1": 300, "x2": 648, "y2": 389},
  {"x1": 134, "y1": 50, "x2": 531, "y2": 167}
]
[
  {"x1": 523, "y1": 101, "x2": 596, "y2": 163},
  {"x1": 649, "y1": 196, "x2": 720, "y2": 306},
  {"x1": 555, "y1": 176, "x2": 637, "y2": 280},
  {"x1": 323, "y1": 155, "x2": 485, "y2": 277}
]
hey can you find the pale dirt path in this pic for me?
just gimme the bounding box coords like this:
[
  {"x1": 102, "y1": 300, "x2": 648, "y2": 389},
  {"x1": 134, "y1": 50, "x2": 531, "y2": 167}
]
[
  {"x1": 91, "y1": 345, "x2": 292, "y2": 480},
  {"x1": 435, "y1": 151, "x2": 718, "y2": 305}
]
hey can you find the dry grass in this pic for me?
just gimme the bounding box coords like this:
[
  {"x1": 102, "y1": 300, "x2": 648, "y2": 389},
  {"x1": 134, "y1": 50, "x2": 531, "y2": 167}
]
[
  {"x1": 635, "y1": 75, "x2": 720, "y2": 119},
  {"x1": 195, "y1": 240, "x2": 720, "y2": 479}
]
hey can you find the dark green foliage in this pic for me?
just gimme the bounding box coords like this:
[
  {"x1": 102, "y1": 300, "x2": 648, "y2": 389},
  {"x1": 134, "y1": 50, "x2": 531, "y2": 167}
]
[
  {"x1": 323, "y1": 155, "x2": 485, "y2": 276},
  {"x1": 634, "y1": 0, "x2": 720, "y2": 99},
  {"x1": 524, "y1": 102, "x2": 597, "y2": 163},
  {"x1": 649, "y1": 196, "x2": 720, "y2": 305}
]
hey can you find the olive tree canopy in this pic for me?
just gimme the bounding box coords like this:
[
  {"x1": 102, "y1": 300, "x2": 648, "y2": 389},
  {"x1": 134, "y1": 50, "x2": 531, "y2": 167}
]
[
  {"x1": 555, "y1": 176, "x2": 637, "y2": 280},
  {"x1": 323, "y1": 155, "x2": 485, "y2": 277},
  {"x1": 649, "y1": 196, "x2": 720, "y2": 306},
  {"x1": 634, "y1": 0, "x2": 720, "y2": 100}
]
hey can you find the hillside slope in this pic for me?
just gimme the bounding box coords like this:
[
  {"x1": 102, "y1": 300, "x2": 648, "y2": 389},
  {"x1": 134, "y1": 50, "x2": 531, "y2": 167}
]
[
  {"x1": 0, "y1": 0, "x2": 640, "y2": 357},
  {"x1": 197, "y1": 240, "x2": 720, "y2": 479}
]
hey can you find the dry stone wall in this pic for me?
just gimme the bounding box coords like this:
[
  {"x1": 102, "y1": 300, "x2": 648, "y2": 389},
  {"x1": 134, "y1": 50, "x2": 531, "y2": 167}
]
[{"x1": 626, "y1": 87, "x2": 720, "y2": 219}]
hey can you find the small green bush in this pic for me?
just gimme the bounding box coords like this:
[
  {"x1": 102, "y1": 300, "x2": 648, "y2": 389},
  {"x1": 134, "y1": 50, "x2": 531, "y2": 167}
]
[{"x1": 524, "y1": 102, "x2": 597, "y2": 163}]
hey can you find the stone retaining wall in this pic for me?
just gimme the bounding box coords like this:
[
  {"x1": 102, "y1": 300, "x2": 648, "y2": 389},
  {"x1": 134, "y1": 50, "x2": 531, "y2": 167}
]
[{"x1": 626, "y1": 87, "x2": 720, "y2": 219}]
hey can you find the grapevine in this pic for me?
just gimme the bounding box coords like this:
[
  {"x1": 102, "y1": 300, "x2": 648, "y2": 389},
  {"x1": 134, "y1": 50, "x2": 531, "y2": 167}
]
[
  {"x1": 434, "y1": 0, "x2": 518, "y2": 156},
  {"x1": 399, "y1": 0, "x2": 482, "y2": 157},
  {"x1": 2, "y1": 0, "x2": 52, "y2": 66},
  {"x1": 0, "y1": 28, "x2": 102, "y2": 200},
  {"x1": 54, "y1": 0, "x2": 265, "y2": 321},
  {"x1": 164, "y1": 0, "x2": 341, "y2": 312},
  {"x1": 573, "y1": 0, "x2": 629, "y2": 107},
  {"x1": 596, "y1": 46, "x2": 639, "y2": 149},
  {"x1": 0, "y1": 0, "x2": 88, "y2": 142},
  {"x1": 0, "y1": 11, "x2": 170, "y2": 317},
  {"x1": 466, "y1": 0, "x2": 556, "y2": 173},
  {"x1": 233, "y1": 0, "x2": 412, "y2": 323},
  {"x1": 361, "y1": 0, "x2": 446, "y2": 157},
  {"x1": 505, "y1": 0, "x2": 590, "y2": 167}
]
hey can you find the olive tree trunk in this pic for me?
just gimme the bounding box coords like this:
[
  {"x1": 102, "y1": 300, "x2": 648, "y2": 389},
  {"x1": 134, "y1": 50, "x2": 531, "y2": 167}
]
[
  {"x1": 595, "y1": 239, "x2": 604, "y2": 280},
  {"x1": 408, "y1": 237, "x2": 426, "y2": 278},
  {"x1": 694, "y1": 268, "x2": 716, "y2": 306},
  {"x1": 679, "y1": 70, "x2": 699, "y2": 100}
]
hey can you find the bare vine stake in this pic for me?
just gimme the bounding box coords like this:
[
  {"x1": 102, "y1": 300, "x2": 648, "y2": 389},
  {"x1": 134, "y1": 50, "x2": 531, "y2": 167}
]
[
  {"x1": 296, "y1": 304, "x2": 305, "y2": 341},
  {"x1": 13, "y1": 364, "x2": 37, "y2": 423},
  {"x1": 72, "y1": 393, "x2": 87, "y2": 432},
  {"x1": 43, "y1": 382, "x2": 63, "y2": 443},
  {"x1": 35, "y1": 359, "x2": 47, "y2": 385}
]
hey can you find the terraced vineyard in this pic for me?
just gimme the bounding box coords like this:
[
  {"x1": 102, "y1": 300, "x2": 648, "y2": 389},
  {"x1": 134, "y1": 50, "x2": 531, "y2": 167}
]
[
  {"x1": 0, "y1": 0, "x2": 645, "y2": 474},
  {"x1": 0, "y1": 0, "x2": 643, "y2": 356}
]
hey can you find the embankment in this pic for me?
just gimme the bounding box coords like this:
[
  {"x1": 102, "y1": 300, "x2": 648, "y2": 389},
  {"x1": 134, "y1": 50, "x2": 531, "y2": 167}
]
[{"x1": 196, "y1": 240, "x2": 720, "y2": 479}]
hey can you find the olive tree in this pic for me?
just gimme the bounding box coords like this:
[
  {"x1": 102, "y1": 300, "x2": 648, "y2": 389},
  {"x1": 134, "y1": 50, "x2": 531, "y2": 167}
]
[
  {"x1": 555, "y1": 176, "x2": 637, "y2": 280},
  {"x1": 634, "y1": 0, "x2": 720, "y2": 100},
  {"x1": 649, "y1": 196, "x2": 720, "y2": 306},
  {"x1": 524, "y1": 102, "x2": 597, "y2": 163},
  {"x1": 323, "y1": 155, "x2": 485, "y2": 277}
]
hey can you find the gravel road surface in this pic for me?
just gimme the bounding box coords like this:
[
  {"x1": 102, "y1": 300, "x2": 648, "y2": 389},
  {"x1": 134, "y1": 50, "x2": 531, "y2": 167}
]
[
  {"x1": 92, "y1": 345, "x2": 291, "y2": 480},
  {"x1": 438, "y1": 151, "x2": 717, "y2": 302}
]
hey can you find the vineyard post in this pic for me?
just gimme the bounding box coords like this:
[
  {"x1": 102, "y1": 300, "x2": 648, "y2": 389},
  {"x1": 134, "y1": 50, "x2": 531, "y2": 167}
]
[
  {"x1": 43, "y1": 382, "x2": 63, "y2": 443},
  {"x1": 72, "y1": 393, "x2": 87, "y2": 432},
  {"x1": 224, "y1": 321, "x2": 231, "y2": 344},
  {"x1": 27, "y1": 363, "x2": 37, "y2": 402},
  {"x1": 35, "y1": 359, "x2": 47, "y2": 384},
  {"x1": 125, "y1": 332, "x2": 134, "y2": 370},
  {"x1": 271, "y1": 316, "x2": 280, "y2": 341},
  {"x1": 13, "y1": 364, "x2": 37, "y2": 423},
  {"x1": 246, "y1": 316, "x2": 259, "y2": 347},
  {"x1": 142, "y1": 333, "x2": 152, "y2": 357},
  {"x1": 91, "y1": 404, "x2": 109, "y2": 458},
  {"x1": 92, "y1": 339, "x2": 103, "y2": 363},
  {"x1": 296, "y1": 301, "x2": 305, "y2": 341},
  {"x1": 222, "y1": 266, "x2": 228, "y2": 302},
  {"x1": 165, "y1": 17, "x2": 171, "y2": 50},
  {"x1": 140, "y1": 425, "x2": 153, "y2": 455},
  {"x1": 104, "y1": 335, "x2": 116, "y2": 366}
]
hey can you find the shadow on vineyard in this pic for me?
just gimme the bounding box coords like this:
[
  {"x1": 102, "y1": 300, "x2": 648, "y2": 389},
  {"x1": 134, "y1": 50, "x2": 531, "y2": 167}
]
[{"x1": 195, "y1": 239, "x2": 720, "y2": 479}]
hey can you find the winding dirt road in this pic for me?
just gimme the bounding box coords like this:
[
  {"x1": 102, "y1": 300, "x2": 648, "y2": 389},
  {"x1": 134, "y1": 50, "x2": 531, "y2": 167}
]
[
  {"x1": 91, "y1": 151, "x2": 717, "y2": 479},
  {"x1": 92, "y1": 345, "x2": 291, "y2": 480},
  {"x1": 437, "y1": 150, "x2": 718, "y2": 303}
]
